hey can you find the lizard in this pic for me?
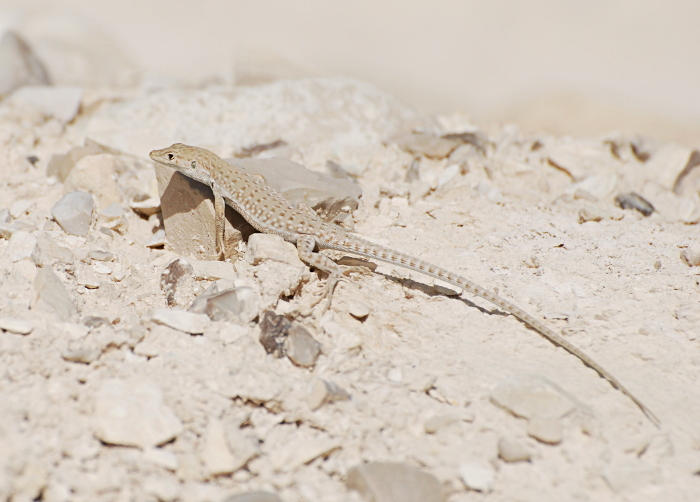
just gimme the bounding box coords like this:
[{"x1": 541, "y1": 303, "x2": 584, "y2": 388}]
[{"x1": 150, "y1": 143, "x2": 659, "y2": 426}]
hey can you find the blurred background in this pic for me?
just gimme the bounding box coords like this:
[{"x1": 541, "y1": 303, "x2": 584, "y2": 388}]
[{"x1": 2, "y1": 0, "x2": 699, "y2": 145}]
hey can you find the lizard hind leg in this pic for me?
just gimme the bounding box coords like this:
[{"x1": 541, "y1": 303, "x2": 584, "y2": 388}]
[{"x1": 296, "y1": 234, "x2": 343, "y2": 312}]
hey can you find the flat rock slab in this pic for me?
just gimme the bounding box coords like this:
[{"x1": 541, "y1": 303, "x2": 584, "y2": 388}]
[
  {"x1": 93, "y1": 379, "x2": 183, "y2": 448},
  {"x1": 51, "y1": 191, "x2": 94, "y2": 236},
  {"x1": 490, "y1": 374, "x2": 575, "y2": 420},
  {"x1": 346, "y1": 462, "x2": 444, "y2": 502},
  {"x1": 32, "y1": 266, "x2": 76, "y2": 321},
  {"x1": 0, "y1": 317, "x2": 33, "y2": 335},
  {"x1": 146, "y1": 308, "x2": 211, "y2": 334}
]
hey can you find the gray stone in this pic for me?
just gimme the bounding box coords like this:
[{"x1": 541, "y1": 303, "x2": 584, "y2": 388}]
[
  {"x1": 459, "y1": 461, "x2": 496, "y2": 492},
  {"x1": 258, "y1": 310, "x2": 291, "y2": 357},
  {"x1": 527, "y1": 417, "x2": 563, "y2": 445},
  {"x1": 615, "y1": 192, "x2": 655, "y2": 216},
  {"x1": 200, "y1": 287, "x2": 259, "y2": 324},
  {"x1": 10, "y1": 85, "x2": 83, "y2": 124},
  {"x1": 490, "y1": 374, "x2": 575, "y2": 420},
  {"x1": 146, "y1": 308, "x2": 211, "y2": 334},
  {"x1": 347, "y1": 463, "x2": 444, "y2": 502},
  {"x1": 0, "y1": 317, "x2": 33, "y2": 335},
  {"x1": 6, "y1": 230, "x2": 37, "y2": 262},
  {"x1": 93, "y1": 378, "x2": 183, "y2": 448},
  {"x1": 0, "y1": 31, "x2": 49, "y2": 96},
  {"x1": 32, "y1": 266, "x2": 76, "y2": 320},
  {"x1": 51, "y1": 191, "x2": 94, "y2": 236},
  {"x1": 284, "y1": 325, "x2": 321, "y2": 367},
  {"x1": 497, "y1": 437, "x2": 532, "y2": 463}
]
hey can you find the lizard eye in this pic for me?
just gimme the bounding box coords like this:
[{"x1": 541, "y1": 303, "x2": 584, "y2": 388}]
[
  {"x1": 168, "y1": 153, "x2": 174, "y2": 160},
  {"x1": 191, "y1": 161, "x2": 196, "y2": 168}
]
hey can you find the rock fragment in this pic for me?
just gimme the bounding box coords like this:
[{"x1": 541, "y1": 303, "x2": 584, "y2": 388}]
[
  {"x1": 51, "y1": 191, "x2": 94, "y2": 236},
  {"x1": 146, "y1": 308, "x2": 210, "y2": 335},
  {"x1": 490, "y1": 375, "x2": 575, "y2": 420},
  {"x1": 32, "y1": 266, "x2": 77, "y2": 320},
  {"x1": 32, "y1": 231, "x2": 74, "y2": 266},
  {"x1": 390, "y1": 132, "x2": 463, "y2": 159},
  {"x1": 10, "y1": 85, "x2": 83, "y2": 123},
  {"x1": 194, "y1": 287, "x2": 259, "y2": 324},
  {"x1": 258, "y1": 311, "x2": 292, "y2": 357},
  {"x1": 284, "y1": 325, "x2": 321, "y2": 367},
  {"x1": 615, "y1": 192, "x2": 655, "y2": 216},
  {"x1": 93, "y1": 379, "x2": 183, "y2": 448},
  {"x1": 497, "y1": 437, "x2": 532, "y2": 463},
  {"x1": 223, "y1": 492, "x2": 282, "y2": 502},
  {"x1": 99, "y1": 203, "x2": 129, "y2": 234},
  {"x1": 143, "y1": 476, "x2": 180, "y2": 502},
  {"x1": 247, "y1": 233, "x2": 304, "y2": 267},
  {"x1": 190, "y1": 259, "x2": 237, "y2": 280},
  {"x1": 129, "y1": 195, "x2": 161, "y2": 217},
  {"x1": 160, "y1": 258, "x2": 195, "y2": 308},
  {"x1": 0, "y1": 31, "x2": 50, "y2": 96},
  {"x1": 680, "y1": 242, "x2": 700, "y2": 267},
  {"x1": 0, "y1": 317, "x2": 33, "y2": 335},
  {"x1": 527, "y1": 417, "x2": 563, "y2": 445},
  {"x1": 201, "y1": 419, "x2": 238, "y2": 476},
  {"x1": 306, "y1": 379, "x2": 351, "y2": 410},
  {"x1": 459, "y1": 461, "x2": 496, "y2": 492},
  {"x1": 6, "y1": 230, "x2": 37, "y2": 262},
  {"x1": 347, "y1": 462, "x2": 444, "y2": 502},
  {"x1": 602, "y1": 462, "x2": 662, "y2": 493},
  {"x1": 146, "y1": 229, "x2": 167, "y2": 248},
  {"x1": 347, "y1": 300, "x2": 370, "y2": 319}
]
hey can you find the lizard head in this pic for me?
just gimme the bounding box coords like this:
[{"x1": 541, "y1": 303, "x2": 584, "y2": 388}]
[{"x1": 149, "y1": 143, "x2": 215, "y2": 186}]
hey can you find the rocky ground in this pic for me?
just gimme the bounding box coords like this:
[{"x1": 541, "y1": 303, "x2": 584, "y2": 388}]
[{"x1": 1, "y1": 30, "x2": 700, "y2": 502}]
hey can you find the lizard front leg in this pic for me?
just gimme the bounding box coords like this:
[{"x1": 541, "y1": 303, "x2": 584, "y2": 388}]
[
  {"x1": 212, "y1": 186, "x2": 226, "y2": 261},
  {"x1": 296, "y1": 234, "x2": 343, "y2": 311}
]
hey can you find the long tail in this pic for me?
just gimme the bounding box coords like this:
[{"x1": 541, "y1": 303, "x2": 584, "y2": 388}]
[{"x1": 321, "y1": 234, "x2": 660, "y2": 427}]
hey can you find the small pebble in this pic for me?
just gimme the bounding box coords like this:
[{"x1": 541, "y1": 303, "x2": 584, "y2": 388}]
[
  {"x1": 497, "y1": 437, "x2": 532, "y2": 462},
  {"x1": 146, "y1": 229, "x2": 166, "y2": 248},
  {"x1": 347, "y1": 300, "x2": 370, "y2": 319},
  {"x1": 615, "y1": 192, "x2": 655, "y2": 216},
  {"x1": 222, "y1": 492, "x2": 282, "y2": 502},
  {"x1": 347, "y1": 462, "x2": 444, "y2": 502},
  {"x1": 0, "y1": 317, "x2": 33, "y2": 335},
  {"x1": 459, "y1": 461, "x2": 496, "y2": 492},
  {"x1": 490, "y1": 374, "x2": 575, "y2": 419},
  {"x1": 258, "y1": 311, "x2": 291, "y2": 357},
  {"x1": 527, "y1": 417, "x2": 563, "y2": 444},
  {"x1": 307, "y1": 379, "x2": 351, "y2": 410},
  {"x1": 680, "y1": 242, "x2": 700, "y2": 267}
]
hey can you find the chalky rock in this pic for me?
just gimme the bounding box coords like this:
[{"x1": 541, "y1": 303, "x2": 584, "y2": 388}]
[
  {"x1": 10, "y1": 199, "x2": 35, "y2": 219},
  {"x1": 200, "y1": 287, "x2": 259, "y2": 324},
  {"x1": 347, "y1": 462, "x2": 444, "y2": 502},
  {"x1": 527, "y1": 417, "x2": 563, "y2": 445},
  {"x1": 51, "y1": 191, "x2": 94, "y2": 236},
  {"x1": 146, "y1": 229, "x2": 166, "y2": 248},
  {"x1": 129, "y1": 195, "x2": 161, "y2": 217},
  {"x1": 160, "y1": 258, "x2": 195, "y2": 308},
  {"x1": 497, "y1": 437, "x2": 532, "y2": 463},
  {"x1": 143, "y1": 477, "x2": 180, "y2": 502},
  {"x1": 307, "y1": 379, "x2": 351, "y2": 410},
  {"x1": 0, "y1": 317, "x2": 33, "y2": 335},
  {"x1": 602, "y1": 462, "x2": 662, "y2": 493},
  {"x1": 6, "y1": 230, "x2": 37, "y2": 262},
  {"x1": 247, "y1": 233, "x2": 304, "y2": 268},
  {"x1": 200, "y1": 419, "x2": 259, "y2": 477},
  {"x1": 146, "y1": 308, "x2": 210, "y2": 334},
  {"x1": 64, "y1": 154, "x2": 122, "y2": 208},
  {"x1": 284, "y1": 325, "x2": 321, "y2": 367},
  {"x1": 0, "y1": 31, "x2": 50, "y2": 96},
  {"x1": 347, "y1": 300, "x2": 370, "y2": 319},
  {"x1": 10, "y1": 85, "x2": 83, "y2": 124},
  {"x1": 459, "y1": 461, "x2": 496, "y2": 492},
  {"x1": 32, "y1": 231, "x2": 74, "y2": 266},
  {"x1": 32, "y1": 266, "x2": 77, "y2": 320},
  {"x1": 223, "y1": 492, "x2": 282, "y2": 502},
  {"x1": 190, "y1": 259, "x2": 237, "y2": 280},
  {"x1": 46, "y1": 144, "x2": 105, "y2": 181},
  {"x1": 490, "y1": 374, "x2": 575, "y2": 420},
  {"x1": 93, "y1": 379, "x2": 183, "y2": 448}
]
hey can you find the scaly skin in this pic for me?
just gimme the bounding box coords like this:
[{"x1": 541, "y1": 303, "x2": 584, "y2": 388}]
[{"x1": 150, "y1": 143, "x2": 659, "y2": 426}]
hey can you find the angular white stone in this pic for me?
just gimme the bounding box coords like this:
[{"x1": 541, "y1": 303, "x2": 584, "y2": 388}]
[
  {"x1": 51, "y1": 191, "x2": 94, "y2": 236},
  {"x1": 146, "y1": 308, "x2": 210, "y2": 334},
  {"x1": 490, "y1": 374, "x2": 575, "y2": 420},
  {"x1": 93, "y1": 378, "x2": 183, "y2": 448},
  {"x1": 7, "y1": 230, "x2": 37, "y2": 262},
  {"x1": 10, "y1": 85, "x2": 83, "y2": 123}
]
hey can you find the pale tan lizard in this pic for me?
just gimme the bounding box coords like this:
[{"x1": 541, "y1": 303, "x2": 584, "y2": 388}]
[{"x1": 150, "y1": 143, "x2": 659, "y2": 426}]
